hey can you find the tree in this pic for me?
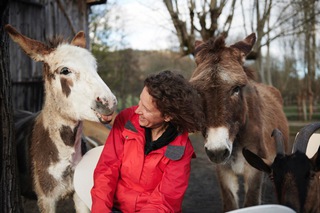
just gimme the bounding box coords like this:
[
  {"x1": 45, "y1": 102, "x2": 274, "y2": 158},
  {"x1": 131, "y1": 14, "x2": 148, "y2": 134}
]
[
  {"x1": 89, "y1": 4, "x2": 112, "y2": 49},
  {"x1": 163, "y1": 0, "x2": 237, "y2": 56},
  {"x1": 163, "y1": 1, "x2": 319, "y2": 85},
  {"x1": 300, "y1": 0, "x2": 317, "y2": 120},
  {"x1": 89, "y1": 3, "x2": 140, "y2": 110},
  {"x1": 248, "y1": 0, "x2": 273, "y2": 84},
  {"x1": 0, "y1": 0, "x2": 23, "y2": 212}
]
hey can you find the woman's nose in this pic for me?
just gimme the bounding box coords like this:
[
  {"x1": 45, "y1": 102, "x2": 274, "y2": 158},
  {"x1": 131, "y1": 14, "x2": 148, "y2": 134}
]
[{"x1": 135, "y1": 106, "x2": 142, "y2": 114}]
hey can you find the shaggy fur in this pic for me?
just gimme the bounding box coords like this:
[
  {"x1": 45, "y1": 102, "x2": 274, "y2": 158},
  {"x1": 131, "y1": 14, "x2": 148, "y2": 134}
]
[
  {"x1": 243, "y1": 123, "x2": 320, "y2": 213},
  {"x1": 6, "y1": 24, "x2": 117, "y2": 213},
  {"x1": 190, "y1": 33, "x2": 289, "y2": 211}
]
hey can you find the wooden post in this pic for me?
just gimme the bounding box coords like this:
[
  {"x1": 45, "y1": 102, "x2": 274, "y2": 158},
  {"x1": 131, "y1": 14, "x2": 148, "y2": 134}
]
[{"x1": 0, "y1": 1, "x2": 23, "y2": 212}]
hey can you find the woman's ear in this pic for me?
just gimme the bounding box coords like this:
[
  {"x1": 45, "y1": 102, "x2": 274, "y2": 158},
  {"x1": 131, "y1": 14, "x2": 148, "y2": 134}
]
[{"x1": 164, "y1": 115, "x2": 172, "y2": 122}]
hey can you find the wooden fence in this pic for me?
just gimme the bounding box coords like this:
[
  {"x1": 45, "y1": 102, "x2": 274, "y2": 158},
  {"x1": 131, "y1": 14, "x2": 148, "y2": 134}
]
[{"x1": 11, "y1": 80, "x2": 44, "y2": 113}]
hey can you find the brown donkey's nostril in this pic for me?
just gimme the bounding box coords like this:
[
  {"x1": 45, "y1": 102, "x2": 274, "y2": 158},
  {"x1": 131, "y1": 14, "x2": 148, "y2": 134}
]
[{"x1": 205, "y1": 147, "x2": 230, "y2": 163}]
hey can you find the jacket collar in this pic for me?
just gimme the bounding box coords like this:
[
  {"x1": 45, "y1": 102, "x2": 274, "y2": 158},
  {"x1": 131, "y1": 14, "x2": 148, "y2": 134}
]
[{"x1": 123, "y1": 115, "x2": 188, "y2": 161}]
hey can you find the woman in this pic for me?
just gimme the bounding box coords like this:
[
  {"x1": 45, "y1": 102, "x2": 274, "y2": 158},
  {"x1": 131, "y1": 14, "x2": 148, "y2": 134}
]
[{"x1": 91, "y1": 70, "x2": 204, "y2": 213}]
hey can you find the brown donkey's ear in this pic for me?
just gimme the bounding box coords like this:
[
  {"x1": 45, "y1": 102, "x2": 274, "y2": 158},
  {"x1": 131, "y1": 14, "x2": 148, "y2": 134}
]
[
  {"x1": 230, "y1": 33, "x2": 256, "y2": 62},
  {"x1": 195, "y1": 40, "x2": 204, "y2": 48},
  {"x1": 71, "y1": 31, "x2": 86, "y2": 48},
  {"x1": 5, "y1": 24, "x2": 51, "y2": 62}
]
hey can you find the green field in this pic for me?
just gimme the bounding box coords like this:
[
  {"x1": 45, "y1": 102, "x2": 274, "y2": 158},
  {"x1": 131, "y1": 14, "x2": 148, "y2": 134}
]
[
  {"x1": 284, "y1": 105, "x2": 320, "y2": 121},
  {"x1": 284, "y1": 105, "x2": 320, "y2": 135}
]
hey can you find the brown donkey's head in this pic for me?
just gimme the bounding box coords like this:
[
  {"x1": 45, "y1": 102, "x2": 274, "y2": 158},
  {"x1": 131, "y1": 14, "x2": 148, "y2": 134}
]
[{"x1": 190, "y1": 33, "x2": 256, "y2": 163}]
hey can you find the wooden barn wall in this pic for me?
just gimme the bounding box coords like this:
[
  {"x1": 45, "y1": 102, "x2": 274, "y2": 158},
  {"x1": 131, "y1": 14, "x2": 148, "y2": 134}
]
[{"x1": 8, "y1": 0, "x2": 95, "y2": 112}]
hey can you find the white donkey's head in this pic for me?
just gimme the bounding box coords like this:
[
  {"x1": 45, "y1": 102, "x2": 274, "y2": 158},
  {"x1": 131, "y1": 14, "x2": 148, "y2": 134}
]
[{"x1": 6, "y1": 24, "x2": 117, "y2": 124}]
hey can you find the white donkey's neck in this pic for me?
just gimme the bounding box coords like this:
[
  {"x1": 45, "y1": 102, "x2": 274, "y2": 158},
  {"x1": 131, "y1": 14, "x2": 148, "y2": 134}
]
[
  {"x1": 41, "y1": 98, "x2": 79, "y2": 126},
  {"x1": 37, "y1": 106, "x2": 82, "y2": 146},
  {"x1": 35, "y1": 109, "x2": 84, "y2": 166}
]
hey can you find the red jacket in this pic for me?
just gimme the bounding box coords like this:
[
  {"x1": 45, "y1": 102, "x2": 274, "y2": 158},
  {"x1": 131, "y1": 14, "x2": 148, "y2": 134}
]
[{"x1": 91, "y1": 106, "x2": 194, "y2": 213}]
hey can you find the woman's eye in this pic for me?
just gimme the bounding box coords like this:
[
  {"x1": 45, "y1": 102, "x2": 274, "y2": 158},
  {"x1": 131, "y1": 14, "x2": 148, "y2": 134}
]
[
  {"x1": 232, "y1": 86, "x2": 241, "y2": 95},
  {"x1": 60, "y1": 67, "x2": 71, "y2": 75}
]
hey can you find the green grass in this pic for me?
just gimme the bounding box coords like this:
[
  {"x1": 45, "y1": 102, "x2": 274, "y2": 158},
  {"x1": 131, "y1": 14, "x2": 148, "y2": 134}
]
[
  {"x1": 283, "y1": 105, "x2": 320, "y2": 136},
  {"x1": 284, "y1": 105, "x2": 320, "y2": 121}
]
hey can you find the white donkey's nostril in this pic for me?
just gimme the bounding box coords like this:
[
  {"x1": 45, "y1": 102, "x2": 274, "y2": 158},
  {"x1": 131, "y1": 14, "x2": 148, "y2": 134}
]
[{"x1": 94, "y1": 96, "x2": 115, "y2": 115}]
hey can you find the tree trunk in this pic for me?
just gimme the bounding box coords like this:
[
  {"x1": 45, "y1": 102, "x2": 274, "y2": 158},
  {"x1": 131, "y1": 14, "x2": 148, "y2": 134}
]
[
  {"x1": 0, "y1": 0, "x2": 23, "y2": 212},
  {"x1": 265, "y1": 14, "x2": 272, "y2": 85},
  {"x1": 163, "y1": 0, "x2": 236, "y2": 56},
  {"x1": 303, "y1": 0, "x2": 316, "y2": 121},
  {"x1": 252, "y1": 0, "x2": 272, "y2": 83}
]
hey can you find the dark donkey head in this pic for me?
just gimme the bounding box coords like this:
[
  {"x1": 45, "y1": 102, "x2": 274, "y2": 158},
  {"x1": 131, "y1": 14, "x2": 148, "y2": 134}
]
[
  {"x1": 243, "y1": 123, "x2": 320, "y2": 213},
  {"x1": 190, "y1": 33, "x2": 256, "y2": 163}
]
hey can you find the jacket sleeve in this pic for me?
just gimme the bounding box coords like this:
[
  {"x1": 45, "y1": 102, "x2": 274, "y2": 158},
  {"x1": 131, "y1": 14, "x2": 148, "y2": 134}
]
[
  {"x1": 90, "y1": 112, "x2": 126, "y2": 213},
  {"x1": 140, "y1": 138, "x2": 194, "y2": 213}
]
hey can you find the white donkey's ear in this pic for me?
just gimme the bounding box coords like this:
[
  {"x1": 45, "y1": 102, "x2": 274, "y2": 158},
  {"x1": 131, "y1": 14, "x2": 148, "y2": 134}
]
[
  {"x1": 71, "y1": 31, "x2": 86, "y2": 48},
  {"x1": 5, "y1": 24, "x2": 51, "y2": 62}
]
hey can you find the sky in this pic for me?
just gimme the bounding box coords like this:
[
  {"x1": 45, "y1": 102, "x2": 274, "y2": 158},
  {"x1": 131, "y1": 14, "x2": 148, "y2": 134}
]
[
  {"x1": 103, "y1": 0, "x2": 177, "y2": 50},
  {"x1": 89, "y1": 0, "x2": 320, "y2": 79},
  {"x1": 92, "y1": 0, "x2": 310, "y2": 58},
  {"x1": 96, "y1": 0, "x2": 255, "y2": 51}
]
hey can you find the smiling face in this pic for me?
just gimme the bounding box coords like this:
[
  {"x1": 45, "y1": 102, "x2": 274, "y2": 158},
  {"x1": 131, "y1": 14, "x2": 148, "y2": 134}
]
[{"x1": 135, "y1": 87, "x2": 167, "y2": 130}]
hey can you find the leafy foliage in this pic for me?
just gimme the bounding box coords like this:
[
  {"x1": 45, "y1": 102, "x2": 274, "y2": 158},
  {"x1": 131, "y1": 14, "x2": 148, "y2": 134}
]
[{"x1": 93, "y1": 47, "x2": 196, "y2": 111}]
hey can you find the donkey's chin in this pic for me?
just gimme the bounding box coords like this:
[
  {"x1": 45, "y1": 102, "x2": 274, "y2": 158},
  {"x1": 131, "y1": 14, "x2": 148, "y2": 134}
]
[
  {"x1": 96, "y1": 112, "x2": 114, "y2": 124},
  {"x1": 91, "y1": 105, "x2": 115, "y2": 124}
]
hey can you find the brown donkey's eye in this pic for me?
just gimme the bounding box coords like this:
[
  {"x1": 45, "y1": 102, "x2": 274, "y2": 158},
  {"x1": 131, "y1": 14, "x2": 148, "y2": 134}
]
[{"x1": 232, "y1": 86, "x2": 241, "y2": 96}]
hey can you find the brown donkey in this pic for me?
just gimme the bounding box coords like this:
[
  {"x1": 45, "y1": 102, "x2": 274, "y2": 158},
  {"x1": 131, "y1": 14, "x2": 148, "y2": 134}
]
[
  {"x1": 6, "y1": 25, "x2": 117, "y2": 213},
  {"x1": 190, "y1": 33, "x2": 289, "y2": 211}
]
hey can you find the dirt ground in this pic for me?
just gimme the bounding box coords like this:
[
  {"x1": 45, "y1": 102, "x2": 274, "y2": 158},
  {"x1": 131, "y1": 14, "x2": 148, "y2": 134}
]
[{"x1": 24, "y1": 122, "x2": 281, "y2": 213}]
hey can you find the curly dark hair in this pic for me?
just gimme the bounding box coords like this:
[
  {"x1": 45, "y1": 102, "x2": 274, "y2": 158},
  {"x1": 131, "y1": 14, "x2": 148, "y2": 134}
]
[{"x1": 144, "y1": 70, "x2": 205, "y2": 133}]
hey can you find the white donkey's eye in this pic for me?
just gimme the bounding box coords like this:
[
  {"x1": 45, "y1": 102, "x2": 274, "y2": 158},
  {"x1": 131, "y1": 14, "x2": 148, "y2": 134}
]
[{"x1": 60, "y1": 67, "x2": 71, "y2": 75}]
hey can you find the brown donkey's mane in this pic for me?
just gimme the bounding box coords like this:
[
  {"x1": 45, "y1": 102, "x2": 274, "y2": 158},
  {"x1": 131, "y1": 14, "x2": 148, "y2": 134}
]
[{"x1": 194, "y1": 35, "x2": 226, "y2": 65}]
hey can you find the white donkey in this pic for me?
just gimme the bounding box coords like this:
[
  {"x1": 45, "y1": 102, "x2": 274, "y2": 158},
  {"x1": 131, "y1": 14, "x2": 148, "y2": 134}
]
[{"x1": 6, "y1": 24, "x2": 117, "y2": 213}]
